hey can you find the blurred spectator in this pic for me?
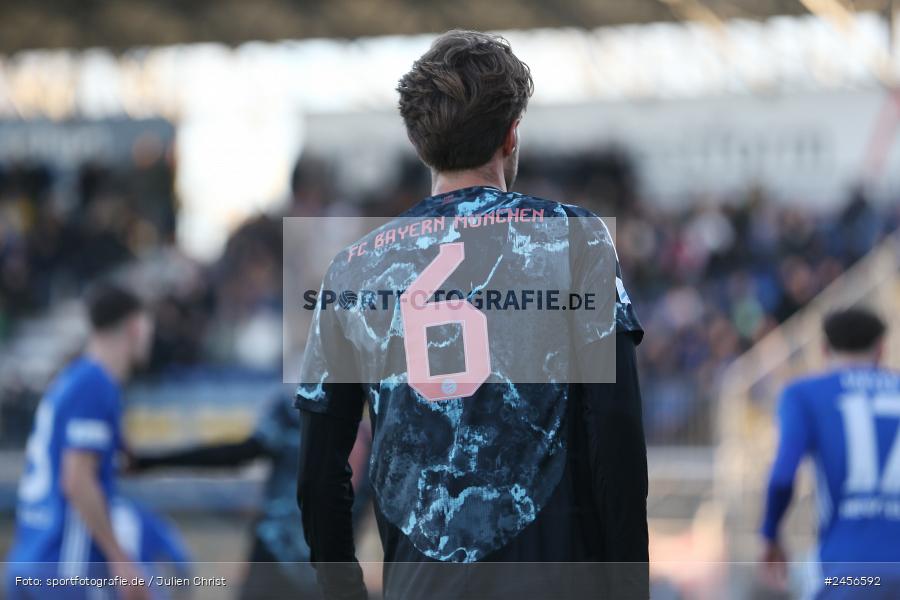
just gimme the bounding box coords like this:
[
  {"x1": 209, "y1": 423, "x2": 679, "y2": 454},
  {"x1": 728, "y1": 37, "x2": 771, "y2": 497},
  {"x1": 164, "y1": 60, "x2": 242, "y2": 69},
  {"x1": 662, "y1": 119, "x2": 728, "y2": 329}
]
[{"x1": 0, "y1": 154, "x2": 175, "y2": 335}]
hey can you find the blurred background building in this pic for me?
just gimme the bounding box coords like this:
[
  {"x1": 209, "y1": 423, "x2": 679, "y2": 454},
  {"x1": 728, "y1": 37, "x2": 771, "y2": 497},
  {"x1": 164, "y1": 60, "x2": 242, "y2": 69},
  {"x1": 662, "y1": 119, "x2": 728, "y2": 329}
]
[{"x1": 1, "y1": 1, "x2": 900, "y2": 598}]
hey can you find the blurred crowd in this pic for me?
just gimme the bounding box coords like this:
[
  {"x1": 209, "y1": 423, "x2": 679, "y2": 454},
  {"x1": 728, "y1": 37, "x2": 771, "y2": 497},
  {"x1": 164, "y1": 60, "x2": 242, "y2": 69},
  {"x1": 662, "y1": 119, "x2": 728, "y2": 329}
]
[
  {"x1": 0, "y1": 149, "x2": 176, "y2": 337},
  {"x1": 519, "y1": 153, "x2": 899, "y2": 441},
  {"x1": 1, "y1": 148, "x2": 898, "y2": 444}
]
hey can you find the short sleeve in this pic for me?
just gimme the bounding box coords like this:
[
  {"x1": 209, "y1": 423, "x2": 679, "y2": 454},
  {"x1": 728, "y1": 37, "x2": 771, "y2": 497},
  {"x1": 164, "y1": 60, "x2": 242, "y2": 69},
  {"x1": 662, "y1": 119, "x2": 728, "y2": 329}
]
[
  {"x1": 63, "y1": 376, "x2": 118, "y2": 453},
  {"x1": 296, "y1": 281, "x2": 332, "y2": 413},
  {"x1": 295, "y1": 271, "x2": 364, "y2": 421},
  {"x1": 613, "y1": 261, "x2": 643, "y2": 343},
  {"x1": 568, "y1": 215, "x2": 619, "y2": 349}
]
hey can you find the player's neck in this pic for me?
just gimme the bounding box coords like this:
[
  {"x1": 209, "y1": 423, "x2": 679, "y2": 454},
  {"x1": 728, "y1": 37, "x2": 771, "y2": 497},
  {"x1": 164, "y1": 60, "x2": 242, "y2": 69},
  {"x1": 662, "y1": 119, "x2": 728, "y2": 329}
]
[
  {"x1": 431, "y1": 166, "x2": 506, "y2": 196},
  {"x1": 85, "y1": 337, "x2": 131, "y2": 383},
  {"x1": 829, "y1": 352, "x2": 879, "y2": 370}
]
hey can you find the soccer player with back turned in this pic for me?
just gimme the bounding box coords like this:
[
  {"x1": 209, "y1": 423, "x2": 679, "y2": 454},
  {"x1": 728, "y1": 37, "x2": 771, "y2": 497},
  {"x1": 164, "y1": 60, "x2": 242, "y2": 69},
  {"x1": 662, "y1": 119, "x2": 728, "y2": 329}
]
[{"x1": 296, "y1": 30, "x2": 649, "y2": 600}]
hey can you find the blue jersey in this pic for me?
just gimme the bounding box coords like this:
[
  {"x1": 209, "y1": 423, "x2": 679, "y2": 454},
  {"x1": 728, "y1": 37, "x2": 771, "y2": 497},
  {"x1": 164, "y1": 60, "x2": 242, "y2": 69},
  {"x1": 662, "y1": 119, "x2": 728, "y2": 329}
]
[
  {"x1": 763, "y1": 365, "x2": 900, "y2": 563},
  {"x1": 7, "y1": 357, "x2": 123, "y2": 571}
]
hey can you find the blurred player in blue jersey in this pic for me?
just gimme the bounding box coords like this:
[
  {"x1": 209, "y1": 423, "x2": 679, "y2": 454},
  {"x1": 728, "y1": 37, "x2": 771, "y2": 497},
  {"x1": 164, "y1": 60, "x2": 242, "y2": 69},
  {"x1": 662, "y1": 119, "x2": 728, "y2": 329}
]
[
  {"x1": 5, "y1": 284, "x2": 154, "y2": 600},
  {"x1": 761, "y1": 307, "x2": 900, "y2": 598},
  {"x1": 296, "y1": 30, "x2": 648, "y2": 600}
]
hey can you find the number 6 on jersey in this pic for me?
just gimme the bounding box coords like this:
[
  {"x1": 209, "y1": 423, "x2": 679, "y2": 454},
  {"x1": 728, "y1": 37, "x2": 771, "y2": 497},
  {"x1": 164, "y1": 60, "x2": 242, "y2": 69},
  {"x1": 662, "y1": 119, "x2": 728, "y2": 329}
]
[{"x1": 401, "y1": 242, "x2": 491, "y2": 401}]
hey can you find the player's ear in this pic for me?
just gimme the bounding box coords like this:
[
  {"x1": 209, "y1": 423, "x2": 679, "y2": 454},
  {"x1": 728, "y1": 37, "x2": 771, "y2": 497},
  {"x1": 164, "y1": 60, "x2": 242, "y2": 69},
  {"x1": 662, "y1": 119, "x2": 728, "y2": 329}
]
[
  {"x1": 873, "y1": 337, "x2": 886, "y2": 365},
  {"x1": 502, "y1": 118, "x2": 520, "y2": 157},
  {"x1": 124, "y1": 312, "x2": 147, "y2": 345}
]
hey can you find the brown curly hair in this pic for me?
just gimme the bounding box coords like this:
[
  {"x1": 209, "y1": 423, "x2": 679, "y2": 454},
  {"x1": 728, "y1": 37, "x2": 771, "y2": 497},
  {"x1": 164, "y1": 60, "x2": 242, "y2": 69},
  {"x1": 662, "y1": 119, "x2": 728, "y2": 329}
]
[{"x1": 397, "y1": 30, "x2": 534, "y2": 172}]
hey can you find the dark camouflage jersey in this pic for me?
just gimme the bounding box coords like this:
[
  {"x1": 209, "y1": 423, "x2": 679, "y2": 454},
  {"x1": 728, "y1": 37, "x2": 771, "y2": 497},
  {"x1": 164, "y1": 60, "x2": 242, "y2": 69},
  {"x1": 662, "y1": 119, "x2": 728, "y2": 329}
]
[
  {"x1": 252, "y1": 396, "x2": 312, "y2": 568},
  {"x1": 296, "y1": 186, "x2": 641, "y2": 562}
]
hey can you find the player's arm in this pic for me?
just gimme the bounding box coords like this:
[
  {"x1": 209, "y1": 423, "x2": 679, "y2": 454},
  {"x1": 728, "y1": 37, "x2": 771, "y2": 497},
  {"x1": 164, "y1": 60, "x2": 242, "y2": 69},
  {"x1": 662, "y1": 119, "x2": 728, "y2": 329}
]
[
  {"x1": 62, "y1": 450, "x2": 130, "y2": 562},
  {"x1": 61, "y1": 450, "x2": 148, "y2": 600},
  {"x1": 577, "y1": 331, "x2": 649, "y2": 598},
  {"x1": 568, "y1": 214, "x2": 648, "y2": 595},
  {"x1": 133, "y1": 437, "x2": 266, "y2": 470},
  {"x1": 61, "y1": 376, "x2": 149, "y2": 598},
  {"x1": 296, "y1": 385, "x2": 367, "y2": 600},
  {"x1": 134, "y1": 398, "x2": 297, "y2": 471},
  {"x1": 295, "y1": 270, "x2": 368, "y2": 599},
  {"x1": 580, "y1": 331, "x2": 648, "y2": 558},
  {"x1": 569, "y1": 214, "x2": 649, "y2": 558},
  {"x1": 761, "y1": 386, "x2": 811, "y2": 539},
  {"x1": 759, "y1": 385, "x2": 811, "y2": 588}
]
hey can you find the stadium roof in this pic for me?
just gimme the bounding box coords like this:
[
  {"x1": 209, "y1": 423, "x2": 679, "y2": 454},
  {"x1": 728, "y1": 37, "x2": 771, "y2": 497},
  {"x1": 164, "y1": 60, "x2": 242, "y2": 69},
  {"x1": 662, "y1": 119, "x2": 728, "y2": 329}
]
[{"x1": 0, "y1": 0, "x2": 892, "y2": 53}]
